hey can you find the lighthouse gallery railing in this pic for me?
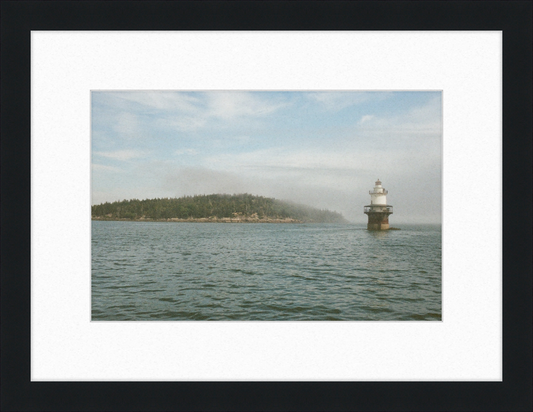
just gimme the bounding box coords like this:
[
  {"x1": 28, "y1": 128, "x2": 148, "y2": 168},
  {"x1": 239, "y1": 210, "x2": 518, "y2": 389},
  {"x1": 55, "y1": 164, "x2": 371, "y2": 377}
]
[{"x1": 364, "y1": 205, "x2": 393, "y2": 213}]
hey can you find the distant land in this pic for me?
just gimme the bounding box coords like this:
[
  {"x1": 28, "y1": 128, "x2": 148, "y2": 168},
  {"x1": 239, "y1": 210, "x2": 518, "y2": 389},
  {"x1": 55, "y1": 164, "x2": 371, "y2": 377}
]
[{"x1": 91, "y1": 193, "x2": 349, "y2": 224}]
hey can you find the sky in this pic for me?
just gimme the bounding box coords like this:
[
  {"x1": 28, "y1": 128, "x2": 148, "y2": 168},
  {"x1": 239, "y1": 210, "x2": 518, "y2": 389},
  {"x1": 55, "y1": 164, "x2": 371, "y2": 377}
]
[{"x1": 91, "y1": 91, "x2": 442, "y2": 223}]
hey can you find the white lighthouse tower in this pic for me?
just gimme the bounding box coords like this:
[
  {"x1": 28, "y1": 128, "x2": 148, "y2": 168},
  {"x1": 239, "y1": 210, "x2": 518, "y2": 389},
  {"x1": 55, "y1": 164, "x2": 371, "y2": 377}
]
[{"x1": 364, "y1": 179, "x2": 393, "y2": 230}]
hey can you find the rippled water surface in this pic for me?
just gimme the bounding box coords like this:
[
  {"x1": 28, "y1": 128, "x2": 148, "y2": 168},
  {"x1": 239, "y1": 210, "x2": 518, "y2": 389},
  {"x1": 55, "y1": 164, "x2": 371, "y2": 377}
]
[{"x1": 92, "y1": 221, "x2": 441, "y2": 321}]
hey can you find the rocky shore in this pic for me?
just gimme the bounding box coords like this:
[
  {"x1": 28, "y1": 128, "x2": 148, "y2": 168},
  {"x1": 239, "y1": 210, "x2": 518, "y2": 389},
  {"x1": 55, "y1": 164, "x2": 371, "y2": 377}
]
[{"x1": 91, "y1": 215, "x2": 302, "y2": 223}]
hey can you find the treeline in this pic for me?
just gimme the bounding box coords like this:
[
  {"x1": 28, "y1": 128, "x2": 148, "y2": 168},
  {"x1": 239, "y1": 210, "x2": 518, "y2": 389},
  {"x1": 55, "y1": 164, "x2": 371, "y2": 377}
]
[{"x1": 91, "y1": 193, "x2": 348, "y2": 223}]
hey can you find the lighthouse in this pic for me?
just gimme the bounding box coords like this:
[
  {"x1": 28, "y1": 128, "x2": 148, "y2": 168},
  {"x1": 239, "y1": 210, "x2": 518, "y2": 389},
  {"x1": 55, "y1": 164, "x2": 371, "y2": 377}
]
[{"x1": 364, "y1": 179, "x2": 393, "y2": 230}]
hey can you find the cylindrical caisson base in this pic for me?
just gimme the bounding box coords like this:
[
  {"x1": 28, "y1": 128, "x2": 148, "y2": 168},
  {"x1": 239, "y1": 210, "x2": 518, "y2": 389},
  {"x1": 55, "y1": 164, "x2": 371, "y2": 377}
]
[
  {"x1": 365, "y1": 212, "x2": 391, "y2": 231},
  {"x1": 367, "y1": 222, "x2": 390, "y2": 230}
]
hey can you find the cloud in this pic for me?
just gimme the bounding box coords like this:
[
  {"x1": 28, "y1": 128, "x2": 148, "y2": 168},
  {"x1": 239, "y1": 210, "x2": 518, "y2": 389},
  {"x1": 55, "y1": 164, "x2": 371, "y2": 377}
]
[
  {"x1": 91, "y1": 163, "x2": 123, "y2": 173},
  {"x1": 359, "y1": 115, "x2": 374, "y2": 124},
  {"x1": 174, "y1": 148, "x2": 198, "y2": 156},
  {"x1": 305, "y1": 91, "x2": 391, "y2": 111},
  {"x1": 351, "y1": 96, "x2": 442, "y2": 158},
  {"x1": 93, "y1": 149, "x2": 146, "y2": 161},
  {"x1": 157, "y1": 115, "x2": 208, "y2": 132},
  {"x1": 133, "y1": 92, "x2": 290, "y2": 133},
  {"x1": 97, "y1": 91, "x2": 201, "y2": 113},
  {"x1": 204, "y1": 146, "x2": 396, "y2": 176},
  {"x1": 162, "y1": 167, "x2": 249, "y2": 197},
  {"x1": 206, "y1": 92, "x2": 286, "y2": 120}
]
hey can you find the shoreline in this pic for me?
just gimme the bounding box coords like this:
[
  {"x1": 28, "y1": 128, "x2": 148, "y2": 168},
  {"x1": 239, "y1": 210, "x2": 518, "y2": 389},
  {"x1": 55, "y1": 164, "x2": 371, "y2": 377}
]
[{"x1": 91, "y1": 216, "x2": 304, "y2": 224}]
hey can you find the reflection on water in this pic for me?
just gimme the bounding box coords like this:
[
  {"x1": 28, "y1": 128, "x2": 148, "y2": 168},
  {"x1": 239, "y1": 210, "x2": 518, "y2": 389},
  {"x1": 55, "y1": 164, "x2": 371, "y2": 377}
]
[{"x1": 92, "y1": 222, "x2": 441, "y2": 321}]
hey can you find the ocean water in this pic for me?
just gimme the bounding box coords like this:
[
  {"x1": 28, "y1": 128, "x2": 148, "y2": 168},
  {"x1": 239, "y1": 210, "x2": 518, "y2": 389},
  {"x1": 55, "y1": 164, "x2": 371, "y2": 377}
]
[{"x1": 92, "y1": 221, "x2": 441, "y2": 321}]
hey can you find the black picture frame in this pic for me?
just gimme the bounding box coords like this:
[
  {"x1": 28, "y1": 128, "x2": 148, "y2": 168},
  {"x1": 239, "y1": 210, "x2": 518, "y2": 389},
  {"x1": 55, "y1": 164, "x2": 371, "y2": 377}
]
[{"x1": 1, "y1": 1, "x2": 531, "y2": 410}]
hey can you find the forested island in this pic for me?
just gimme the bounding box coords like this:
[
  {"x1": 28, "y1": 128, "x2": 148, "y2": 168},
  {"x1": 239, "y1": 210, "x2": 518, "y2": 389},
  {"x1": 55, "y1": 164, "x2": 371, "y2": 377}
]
[{"x1": 91, "y1": 193, "x2": 348, "y2": 223}]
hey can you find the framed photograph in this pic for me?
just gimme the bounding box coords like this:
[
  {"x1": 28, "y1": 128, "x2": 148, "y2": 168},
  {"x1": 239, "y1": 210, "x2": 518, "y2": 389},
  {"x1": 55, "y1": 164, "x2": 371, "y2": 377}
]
[{"x1": 2, "y1": 1, "x2": 531, "y2": 410}]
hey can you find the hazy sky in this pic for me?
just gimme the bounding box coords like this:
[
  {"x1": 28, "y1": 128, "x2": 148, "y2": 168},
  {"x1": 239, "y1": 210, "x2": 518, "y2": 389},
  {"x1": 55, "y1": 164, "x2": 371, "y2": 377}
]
[{"x1": 91, "y1": 91, "x2": 441, "y2": 223}]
